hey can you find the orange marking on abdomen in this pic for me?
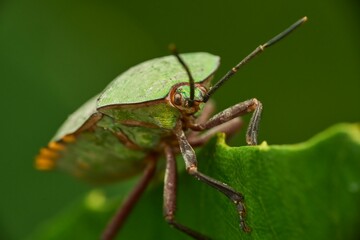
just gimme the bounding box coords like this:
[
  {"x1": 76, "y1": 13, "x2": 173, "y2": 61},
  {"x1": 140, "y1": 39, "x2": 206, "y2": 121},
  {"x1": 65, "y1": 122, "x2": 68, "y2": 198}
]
[
  {"x1": 35, "y1": 157, "x2": 55, "y2": 170},
  {"x1": 48, "y1": 141, "x2": 65, "y2": 151},
  {"x1": 62, "y1": 134, "x2": 76, "y2": 143},
  {"x1": 35, "y1": 137, "x2": 72, "y2": 171},
  {"x1": 39, "y1": 148, "x2": 59, "y2": 159}
]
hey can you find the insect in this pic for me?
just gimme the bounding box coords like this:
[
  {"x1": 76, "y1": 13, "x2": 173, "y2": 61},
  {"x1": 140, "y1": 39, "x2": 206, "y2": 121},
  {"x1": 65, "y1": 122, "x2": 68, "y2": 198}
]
[{"x1": 36, "y1": 17, "x2": 307, "y2": 240}]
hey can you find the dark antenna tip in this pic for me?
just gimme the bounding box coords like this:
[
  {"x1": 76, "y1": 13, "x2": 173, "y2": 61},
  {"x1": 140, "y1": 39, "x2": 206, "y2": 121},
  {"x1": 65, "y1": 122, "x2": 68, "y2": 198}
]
[
  {"x1": 204, "y1": 16, "x2": 308, "y2": 100},
  {"x1": 169, "y1": 44, "x2": 195, "y2": 107}
]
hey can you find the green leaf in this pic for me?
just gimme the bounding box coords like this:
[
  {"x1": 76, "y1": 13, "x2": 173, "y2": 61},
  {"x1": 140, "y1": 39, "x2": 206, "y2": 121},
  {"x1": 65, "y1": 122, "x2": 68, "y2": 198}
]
[{"x1": 29, "y1": 123, "x2": 360, "y2": 240}]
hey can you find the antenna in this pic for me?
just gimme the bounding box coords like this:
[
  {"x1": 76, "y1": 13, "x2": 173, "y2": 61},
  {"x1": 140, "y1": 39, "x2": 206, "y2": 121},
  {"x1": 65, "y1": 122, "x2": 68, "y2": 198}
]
[
  {"x1": 169, "y1": 44, "x2": 195, "y2": 107},
  {"x1": 203, "y1": 16, "x2": 308, "y2": 102}
]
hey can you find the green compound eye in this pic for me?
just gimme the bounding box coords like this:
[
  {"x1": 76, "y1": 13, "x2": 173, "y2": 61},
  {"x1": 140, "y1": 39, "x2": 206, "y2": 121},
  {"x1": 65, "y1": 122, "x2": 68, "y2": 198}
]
[{"x1": 169, "y1": 84, "x2": 207, "y2": 114}]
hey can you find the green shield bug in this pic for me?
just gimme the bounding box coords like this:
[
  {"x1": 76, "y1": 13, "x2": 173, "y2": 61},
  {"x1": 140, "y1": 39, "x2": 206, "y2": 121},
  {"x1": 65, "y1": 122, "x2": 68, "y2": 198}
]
[{"x1": 36, "y1": 17, "x2": 307, "y2": 240}]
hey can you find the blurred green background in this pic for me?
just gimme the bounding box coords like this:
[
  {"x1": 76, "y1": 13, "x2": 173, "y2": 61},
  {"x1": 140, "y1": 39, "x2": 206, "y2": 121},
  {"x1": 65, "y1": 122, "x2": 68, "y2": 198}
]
[{"x1": 0, "y1": 0, "x2": 359, "y2": 239}]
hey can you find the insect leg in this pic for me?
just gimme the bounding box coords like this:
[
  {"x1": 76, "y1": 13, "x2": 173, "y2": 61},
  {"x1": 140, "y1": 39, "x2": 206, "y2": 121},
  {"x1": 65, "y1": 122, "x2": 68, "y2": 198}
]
[
  {"x1": 188, "y1": 117, "x2": 242, "y2": 147},
  {"x1": 163, "y1": 144, "x2": 210, "y2": 240},
  {"x1": 101, "y1": 157, "x2": 157, "y2": 240},
  {"x1": 174, "y1": 122, "x2": 251, "y2": 233},
  {"x1": 191, "y1": 98, "x2": 262, "y2": 145}
]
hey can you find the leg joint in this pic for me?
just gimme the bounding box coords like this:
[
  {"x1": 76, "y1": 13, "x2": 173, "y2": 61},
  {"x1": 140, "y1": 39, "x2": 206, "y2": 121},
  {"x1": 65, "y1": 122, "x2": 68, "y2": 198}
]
[
  {"x1": 186, "y1": 165, "x2": 198, "y2": 175},
  {"x1": 248, "y1": 98, "x2": 260, "y2": 111},
  {"x1": 165, "y1": 215, "x2": 175, "y2": 224}
]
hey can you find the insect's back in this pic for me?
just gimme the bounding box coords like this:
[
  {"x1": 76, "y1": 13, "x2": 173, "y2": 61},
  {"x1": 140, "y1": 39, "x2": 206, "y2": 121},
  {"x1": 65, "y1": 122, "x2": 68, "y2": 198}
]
[{"x1": 97, "y1": 52, "x2": 219, "y2": 106}]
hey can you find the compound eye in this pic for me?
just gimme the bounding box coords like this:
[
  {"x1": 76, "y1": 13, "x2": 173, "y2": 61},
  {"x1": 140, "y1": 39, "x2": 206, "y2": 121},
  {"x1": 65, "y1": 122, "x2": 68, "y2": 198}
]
[{"x1": 173, "y1": 93, "x2": 183, "y2": 106}]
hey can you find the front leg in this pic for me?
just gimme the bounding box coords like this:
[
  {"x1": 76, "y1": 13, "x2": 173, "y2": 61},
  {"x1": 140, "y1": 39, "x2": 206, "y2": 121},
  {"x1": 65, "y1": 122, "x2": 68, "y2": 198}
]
[
  {"x1": 174, "y1": 121, "x2": 251, "y2": 233},
  {"x1": 190, "y1": 98, "x2": 262, "y2": 145}
]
